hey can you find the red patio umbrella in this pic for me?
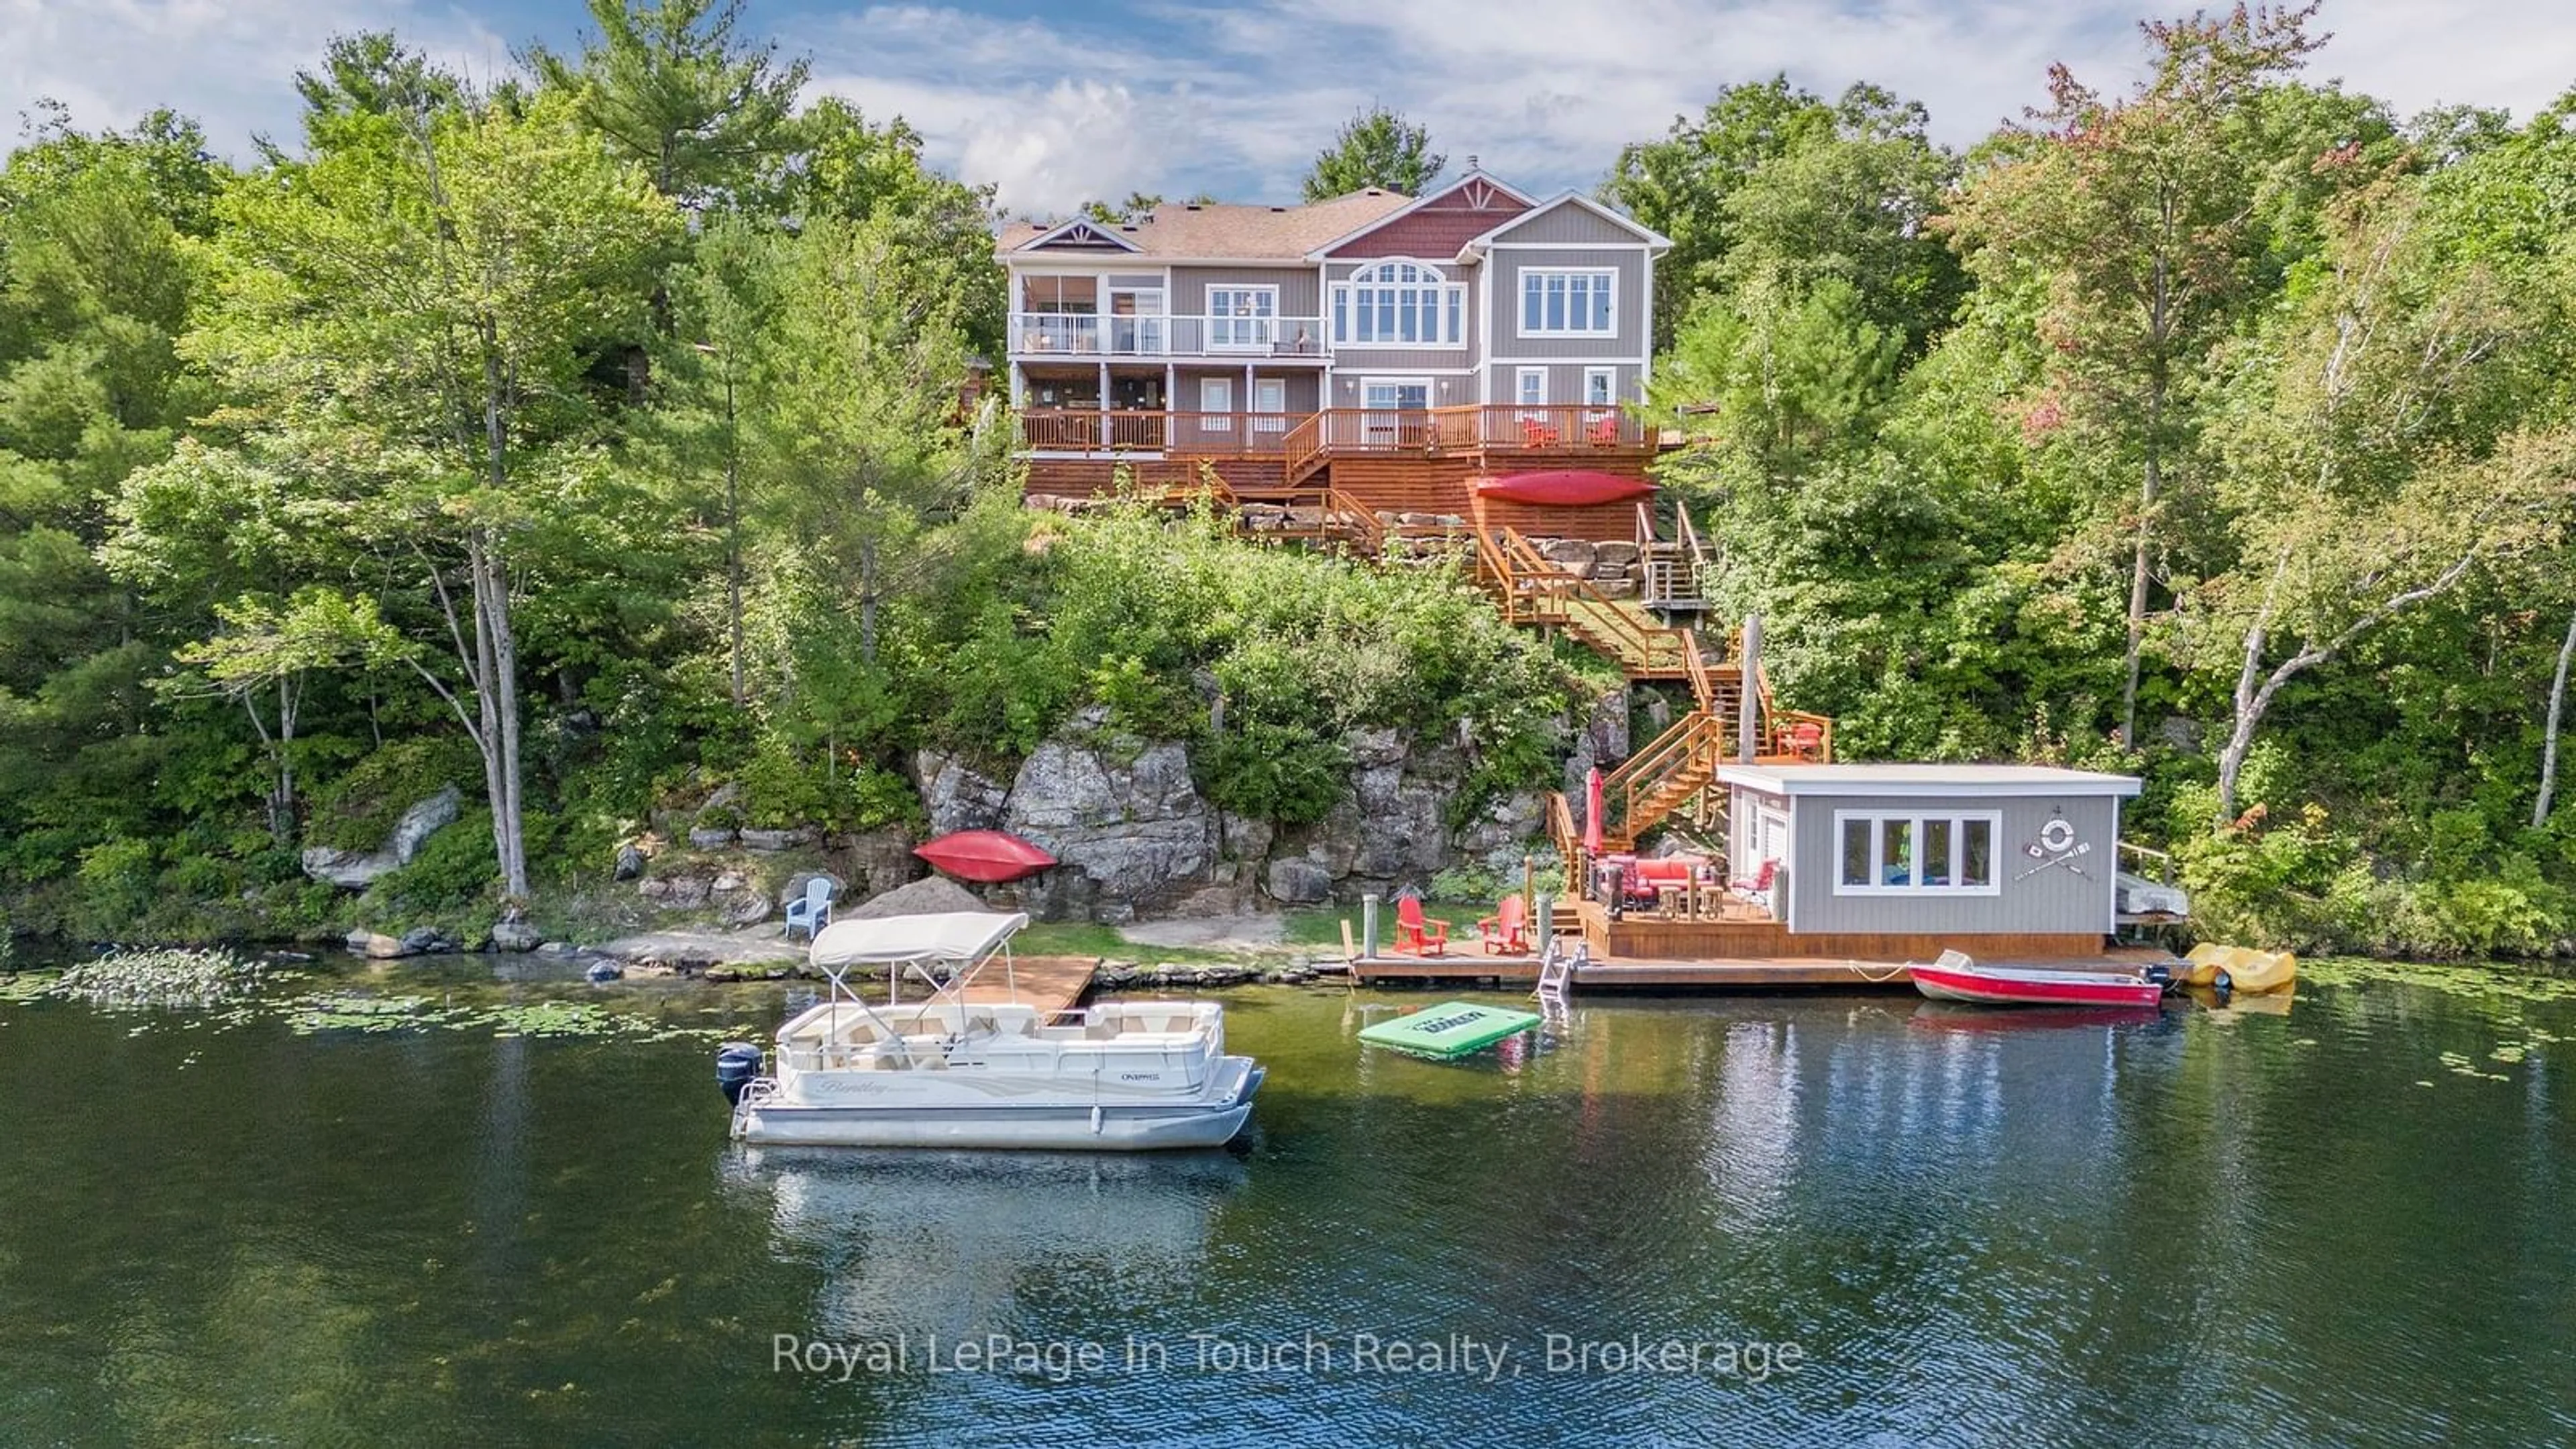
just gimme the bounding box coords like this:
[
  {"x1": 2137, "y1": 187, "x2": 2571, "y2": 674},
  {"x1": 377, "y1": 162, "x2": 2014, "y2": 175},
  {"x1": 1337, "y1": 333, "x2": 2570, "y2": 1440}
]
[{"x1": 1582, "y1": 766, "x2": 1605, "y2": 856}]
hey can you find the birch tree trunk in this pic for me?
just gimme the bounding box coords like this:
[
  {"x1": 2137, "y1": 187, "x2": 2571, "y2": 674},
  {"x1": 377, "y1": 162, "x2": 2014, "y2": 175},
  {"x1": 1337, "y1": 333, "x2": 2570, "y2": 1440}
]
[{"x1": 2538, "y1": 604, "x2": 2576, "y2": 829}]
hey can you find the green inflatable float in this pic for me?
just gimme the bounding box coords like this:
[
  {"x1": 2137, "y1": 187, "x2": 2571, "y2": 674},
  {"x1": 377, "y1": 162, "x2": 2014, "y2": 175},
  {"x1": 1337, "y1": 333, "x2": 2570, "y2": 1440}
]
[{"x1": 1358, "y1": 1001, "x2": 1545, "y2": 1060}]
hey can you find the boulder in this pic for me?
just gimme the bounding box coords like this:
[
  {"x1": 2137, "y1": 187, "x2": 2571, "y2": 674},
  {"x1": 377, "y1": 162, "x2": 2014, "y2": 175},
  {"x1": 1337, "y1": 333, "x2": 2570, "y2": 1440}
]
[
  {"x1": 301, "y1": 785, "x2": 464, "y2": 890},
  {"x1": 721, "y1": 892, "x2": 774, "y2": 927},
  {"x1": 1593, "y1": 541, "x2": 1640, "y2": 570},
  {"x1": 846, "y1": 875, "x2": 984, "y2": 920},
  {"x1": 399, "y1": 925, "x2": 458, "y2": 955},
  {"x1": 1459, "y1": 790, "x2": 1548, "y2": 859},
  {"x1": 1221, "y1": 814, "x2": 1275, "y2": 865},
  {"x1": 1267, "y1": 857, "x2": 1334, "y2": 904},
  {"x1": 711, "y1": 871, "x2": 749, "y2": 896},
  {"x1": 687, "y1": 827, "x2": 737, "y2": 851},
  {"x1": 739, "y1": 826, "x2": 816, "y2": 852},
  {"x1": 914, "y1": 750, "x2": 1010, "y2": 837},
  {"x1": 645, "y1": 875, "x2": 712, "y2": 910},
  {"x1": 354, "y1": 931, "x2": 409, "y2": 959},
  {"x1": 1167, "y1": 882, "x2": 1249, "y2": 918},
  {"x1": 1541, "y1": 538, "x2": 1599, "y2": 574},
  {"x1": 1004, "y1": 714, "x2": 1214, "y2": 922},
  {"x1": 841, "y1": 825, "x2": 926, "y2": 900},
  {"x1": 614, "y1": 843, "x2": 645, "y2": 881},
  {"x1": 488, "y1": 919, "x2": 543, "y2": 953}
]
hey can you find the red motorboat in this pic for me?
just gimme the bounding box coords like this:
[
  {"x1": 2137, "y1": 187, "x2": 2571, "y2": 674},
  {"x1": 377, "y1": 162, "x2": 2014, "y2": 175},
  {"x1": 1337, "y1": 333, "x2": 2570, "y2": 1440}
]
[
  {"x1": 1909, "y1": 951, "x2": 2166, "y2": 1009},
  {"x1": 912, "y1": 829, "x2": 1056, "y2": 883},
  {"x1": 1473, "y1": 470, "x2": 1654, "y2": 508}
]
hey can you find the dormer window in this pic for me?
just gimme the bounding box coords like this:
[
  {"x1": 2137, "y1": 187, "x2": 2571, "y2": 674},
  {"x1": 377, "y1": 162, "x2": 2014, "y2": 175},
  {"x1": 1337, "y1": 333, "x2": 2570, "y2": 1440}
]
[{"x1": 1332, "y1": 260, "x2": 1465, "y2": 347}]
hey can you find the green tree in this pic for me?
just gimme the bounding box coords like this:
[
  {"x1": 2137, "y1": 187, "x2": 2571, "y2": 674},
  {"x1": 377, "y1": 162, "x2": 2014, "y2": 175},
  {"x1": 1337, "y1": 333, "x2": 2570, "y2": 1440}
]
[
  {"x1": 1300, "y1": 107, "x2": 1444, "y2": 201},
  {"x1": 178, "y1": 66, "x2": 679, "y2": 900},
  {"x1": 0, "y1": 104, "x2": 225, "y2": 879},
  {"x1": 1941, "y1": 3, "x2": 2330, "y2": 747},
  {"x1": 528, "y1": 0, "x2": 808, "y2": 205},
  {"x1": 1603, "y1": 76, "x2": 1835, "y2": 347}
]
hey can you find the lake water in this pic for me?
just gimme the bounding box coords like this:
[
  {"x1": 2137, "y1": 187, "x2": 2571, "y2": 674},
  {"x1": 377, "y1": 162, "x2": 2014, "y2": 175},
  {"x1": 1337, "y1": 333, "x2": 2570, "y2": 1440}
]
[{"x1": 3, "y1": 955, "x2": 2573, "y2": 1446}]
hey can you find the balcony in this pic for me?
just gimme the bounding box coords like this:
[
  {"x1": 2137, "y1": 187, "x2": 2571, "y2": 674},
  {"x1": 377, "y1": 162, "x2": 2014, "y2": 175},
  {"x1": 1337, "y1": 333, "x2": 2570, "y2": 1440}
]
[
  {"x1": 1017, "y1": 409, "x2": 1309, "y2": 456},
  {"x1": 1009, "y1": 313, "x2": 1329, "y2": 360}
]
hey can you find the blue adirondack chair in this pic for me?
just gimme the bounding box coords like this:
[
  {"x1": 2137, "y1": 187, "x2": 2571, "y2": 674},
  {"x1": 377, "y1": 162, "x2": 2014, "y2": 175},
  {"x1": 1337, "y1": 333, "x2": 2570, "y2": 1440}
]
[{"x1": 784, "y1": 878, "x2": 835, "y2": 941}]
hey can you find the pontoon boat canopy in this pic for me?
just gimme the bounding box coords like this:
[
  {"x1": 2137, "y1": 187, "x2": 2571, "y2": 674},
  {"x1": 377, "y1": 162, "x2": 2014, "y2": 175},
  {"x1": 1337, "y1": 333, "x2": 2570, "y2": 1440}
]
[{"x1": 808, "y1": 911, "x2": 1030, "y2": 969}]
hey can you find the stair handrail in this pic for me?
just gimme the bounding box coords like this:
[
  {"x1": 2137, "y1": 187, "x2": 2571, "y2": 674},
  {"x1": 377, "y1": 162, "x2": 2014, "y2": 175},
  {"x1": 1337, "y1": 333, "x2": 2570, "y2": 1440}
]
[
  {"x1": 1680, "y1": 629, "x2": 1717, "y2": 716},
  {"x1": 1280, "y1": 411, "x2": 1325, "y2": 482},
  {"x1": 1320, "y1": 485, "x2": 1387, "y2": 555},
  {"x1": 1597, "y1": 710, "x2": 1725, "y2": 841},
  {"x1": 1545, "y1": 789, "x2": 1582, "y2": 892},
  {"x1": 1492, "y1": 525, "x2": 1687, "y2": 673}
]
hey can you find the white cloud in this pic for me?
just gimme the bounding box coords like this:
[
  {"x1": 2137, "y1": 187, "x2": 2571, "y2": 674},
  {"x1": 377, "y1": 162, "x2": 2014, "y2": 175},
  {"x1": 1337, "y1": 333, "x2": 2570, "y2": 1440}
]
[
  {"x1": 0, "y1": 0, "x2": 513, "y2": 154},
  {"x1": 9, "y1": 0, "x2": 2568, "y2": 209},
  {"x1": 791, "y1": 0, "x2": 2576, "y2": 213}
]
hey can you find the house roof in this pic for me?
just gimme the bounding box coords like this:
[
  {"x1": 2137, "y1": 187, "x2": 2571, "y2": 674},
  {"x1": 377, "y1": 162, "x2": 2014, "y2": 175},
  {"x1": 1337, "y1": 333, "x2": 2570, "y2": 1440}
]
[
  {"x1": 1000, "y1": 189, "x2": 1415, "y2": 262},
  {"x1": 1456, "y1": 191, "x2": 1673, "y2": 255},
  {"x1": 1715, "y1": 764, "x2": 2145, "y2": 798}
]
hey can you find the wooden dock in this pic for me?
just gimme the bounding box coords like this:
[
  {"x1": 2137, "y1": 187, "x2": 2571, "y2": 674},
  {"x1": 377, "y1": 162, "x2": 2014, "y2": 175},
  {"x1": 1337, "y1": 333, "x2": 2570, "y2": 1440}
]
[
  {"x1": 952, "y1": 954, "x2": 1099, "y2": 1017},
  {"x1": 1352, "y1": 944, "x2": 2173, "y2": 992}
]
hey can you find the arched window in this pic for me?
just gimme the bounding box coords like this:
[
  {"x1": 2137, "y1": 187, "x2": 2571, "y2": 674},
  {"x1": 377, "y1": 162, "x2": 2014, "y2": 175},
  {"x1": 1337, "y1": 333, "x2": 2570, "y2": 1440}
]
[{"x1": 1332, "y1": 259, "x2": 1464, "y2": 346}]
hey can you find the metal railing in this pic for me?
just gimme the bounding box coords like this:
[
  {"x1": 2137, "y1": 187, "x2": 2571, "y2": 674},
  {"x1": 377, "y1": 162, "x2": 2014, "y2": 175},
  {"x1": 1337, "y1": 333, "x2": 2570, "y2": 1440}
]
[{"x1": 1009, "y1": 313, "x2": 1328, "y2": 358}]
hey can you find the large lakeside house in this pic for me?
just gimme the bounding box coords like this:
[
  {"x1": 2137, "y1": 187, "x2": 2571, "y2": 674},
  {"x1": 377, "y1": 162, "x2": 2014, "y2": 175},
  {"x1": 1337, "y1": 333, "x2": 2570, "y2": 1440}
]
[
  {"x1": 998, "y1": 165, "x2": 2187, "y2": 973},
  {"x1": 998, "y1": 165, "x2": 1668, "y2": 541}
]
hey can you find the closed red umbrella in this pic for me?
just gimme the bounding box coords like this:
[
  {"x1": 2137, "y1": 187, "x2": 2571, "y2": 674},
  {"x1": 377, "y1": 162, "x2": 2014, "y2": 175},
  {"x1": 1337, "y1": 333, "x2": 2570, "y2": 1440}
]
[{"x1": 1583, "y1": 767, "x2": 1605, "y2": 856}]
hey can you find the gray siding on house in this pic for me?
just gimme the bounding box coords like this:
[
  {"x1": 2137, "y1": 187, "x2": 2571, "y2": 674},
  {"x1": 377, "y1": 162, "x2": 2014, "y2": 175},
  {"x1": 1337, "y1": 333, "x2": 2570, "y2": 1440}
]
[
  {"x1": 1783, "y1": 792, "x2": 2122, "y2": 937},
  {"x1": 1487, "y1": 247, "x2": 1648, "y2": 360},
  {"x1": 1172, "y1": 368, "x2": 1318, "y2": 413},
  {"x1": 1487, "y1": 362, "x2": 1641, "y2": 407},
  {"x1": 1167, "y1": 266, "x2": 1320, "y2": 319},
  {"x1": 1322, "y1": 257, "x2": 1481, "y2": 371},
  {"x1": 1487, "y1": 201, "x2": 1648, "y2": 246},
  {"x1": 1326, "y1": 373, "x2": 1479, "y2": 408}
]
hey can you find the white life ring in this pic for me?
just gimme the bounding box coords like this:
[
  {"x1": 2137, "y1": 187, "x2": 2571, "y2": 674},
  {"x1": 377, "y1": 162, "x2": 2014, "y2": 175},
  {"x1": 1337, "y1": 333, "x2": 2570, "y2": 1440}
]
[{"x1": 2038, "y1": 818, "x2": 2077, "y2": 853}]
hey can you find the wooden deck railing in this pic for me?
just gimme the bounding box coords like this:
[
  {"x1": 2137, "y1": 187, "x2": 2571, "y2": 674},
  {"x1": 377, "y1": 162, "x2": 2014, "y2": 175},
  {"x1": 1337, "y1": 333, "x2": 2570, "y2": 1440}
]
[
  {"x1": 1018, "y1": 409, "x2": 1307, "y2": 456},
  {"x1": 1267, "y1": 405, "x2": 1657, "y2": 461}
]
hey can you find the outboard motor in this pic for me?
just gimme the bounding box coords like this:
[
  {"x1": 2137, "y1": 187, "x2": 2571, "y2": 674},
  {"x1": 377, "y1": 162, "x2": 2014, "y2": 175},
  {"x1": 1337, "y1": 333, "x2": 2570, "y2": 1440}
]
[
  {"x1": 2142, "y1": 963, "x2": 2174, "y2": 992},
  {"x1": 715, "y1": 1041, "x2": 765, "y2": 1106}
]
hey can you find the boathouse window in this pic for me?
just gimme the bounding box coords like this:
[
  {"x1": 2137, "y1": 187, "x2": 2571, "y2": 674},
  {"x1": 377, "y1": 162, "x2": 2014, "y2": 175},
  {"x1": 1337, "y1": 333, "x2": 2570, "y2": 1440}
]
[
  {"x1": 1332, "y1": 261, "x2": 1463, "y2": 346},
  {"x1": 1520, "y1": 268, "x2": 1615, "y2": 335},
  {"x1": 1834, "y1": 810, "x2": 2000, "y2": 896}
]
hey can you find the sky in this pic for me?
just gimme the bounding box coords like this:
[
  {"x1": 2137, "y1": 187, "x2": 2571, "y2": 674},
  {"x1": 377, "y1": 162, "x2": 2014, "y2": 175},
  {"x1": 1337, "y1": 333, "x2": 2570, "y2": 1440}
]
[{"x1": 4, "y1": 0, "x2": 2571, "y2": 215}]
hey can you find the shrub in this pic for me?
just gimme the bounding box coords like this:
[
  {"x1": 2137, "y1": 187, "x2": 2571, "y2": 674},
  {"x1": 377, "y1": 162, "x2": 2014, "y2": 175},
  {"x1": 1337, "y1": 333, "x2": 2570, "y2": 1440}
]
[{"x1": 307, "y1": 738, "x2": 480, "y2": 851}]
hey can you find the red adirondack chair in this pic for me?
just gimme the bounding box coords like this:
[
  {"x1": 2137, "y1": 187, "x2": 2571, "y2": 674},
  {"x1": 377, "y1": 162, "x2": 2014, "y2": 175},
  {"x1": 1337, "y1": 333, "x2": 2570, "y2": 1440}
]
[
  {"x1": 1520, "y1": 417, "x2": 1560, "y2": 447},
  {"x1": 1586, "y1": 415, "x2": 1619, "y2": 445},
  {"x1": 1477, "y1": 894, "x2": 1529, "y2": 955},
  {"x1": 1729, "y1": 859, "x2": 1779, "y2": 896},
  {"x1": 1392, "y1": 895, "x2": 1450, "y2": 956}
]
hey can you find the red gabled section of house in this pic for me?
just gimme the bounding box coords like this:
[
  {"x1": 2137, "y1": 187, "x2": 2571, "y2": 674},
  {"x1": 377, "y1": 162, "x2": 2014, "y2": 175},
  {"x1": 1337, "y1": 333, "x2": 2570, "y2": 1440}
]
[{"x1": 1327, "y1": 174, "x2": 1529, "y2": 259}]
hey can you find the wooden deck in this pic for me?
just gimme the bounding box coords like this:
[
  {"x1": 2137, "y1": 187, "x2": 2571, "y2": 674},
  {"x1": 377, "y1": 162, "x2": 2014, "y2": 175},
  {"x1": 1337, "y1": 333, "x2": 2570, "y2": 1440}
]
[
  {"x1": 951, "y1": 953, "x2": 1099, "y2": 1018},
  {"x1": 1350, "y1": 920, "x2": 2168, "y2": 991}
]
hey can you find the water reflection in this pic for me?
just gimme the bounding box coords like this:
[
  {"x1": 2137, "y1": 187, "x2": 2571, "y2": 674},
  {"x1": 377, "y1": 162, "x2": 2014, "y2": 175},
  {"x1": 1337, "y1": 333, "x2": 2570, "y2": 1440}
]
[{"x1": 723, "y1": 1146, "x2": 1248, "y2": 1340}]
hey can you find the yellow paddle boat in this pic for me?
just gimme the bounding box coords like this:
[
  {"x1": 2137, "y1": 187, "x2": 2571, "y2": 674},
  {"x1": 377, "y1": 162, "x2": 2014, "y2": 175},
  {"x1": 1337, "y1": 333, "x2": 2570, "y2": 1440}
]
[{"x1": 2182, "y1": 943, "x2": 2297, "y2": 994}]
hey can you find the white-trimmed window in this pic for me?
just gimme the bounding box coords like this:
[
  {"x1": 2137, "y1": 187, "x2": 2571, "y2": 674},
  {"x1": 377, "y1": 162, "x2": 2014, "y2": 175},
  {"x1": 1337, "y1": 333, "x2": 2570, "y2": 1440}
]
[
  {"x1": 1199, "y1": 376, "x2": 1232, "y2": 430},
  {"x1": 1516, "y1": 368, "x2": 1547, "y2": 407},
  {"x1": 1584, "y1": 367, "x2": 1616, "y2": 407},
  {"x1": 1520, "y1": 268, "x2": 1616, "y2": 336},
  {"x1": 1332, "y1": 260, "x2": 1465, "y2": 346},
  {"x1": 1207, "y1": 286, "x2": 1277, "y2": 350},
  {"x1": 1834, "y1": 810, "x2": 2001, "y2": 896}
]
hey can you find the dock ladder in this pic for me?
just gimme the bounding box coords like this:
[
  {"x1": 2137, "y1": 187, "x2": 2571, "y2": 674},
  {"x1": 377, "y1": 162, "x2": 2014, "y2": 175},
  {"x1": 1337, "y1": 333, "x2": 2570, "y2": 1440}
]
[{"x1": 1534, "y1": 940, "x2": 1581, "y2": 1014}]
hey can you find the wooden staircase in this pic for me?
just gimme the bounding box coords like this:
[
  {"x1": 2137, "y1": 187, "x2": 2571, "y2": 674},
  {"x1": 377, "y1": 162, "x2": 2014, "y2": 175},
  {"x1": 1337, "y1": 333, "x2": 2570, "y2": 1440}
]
[{"x1": 1470, "y1": 510, "x2": 1833, "y2": 866}]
